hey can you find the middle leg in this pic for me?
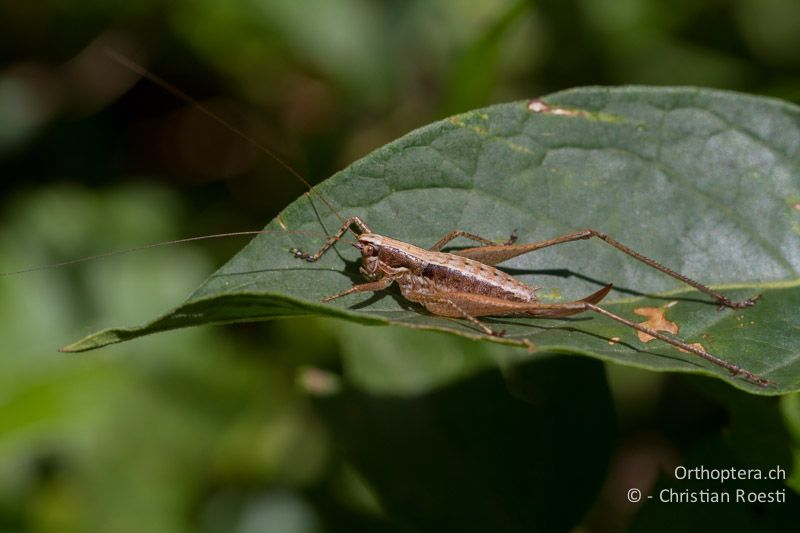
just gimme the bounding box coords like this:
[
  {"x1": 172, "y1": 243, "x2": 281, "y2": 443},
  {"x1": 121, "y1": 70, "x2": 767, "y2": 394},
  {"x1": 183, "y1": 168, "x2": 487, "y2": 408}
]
[{"x1": 429, "y1": 229, "x2": 517, "y2": 252}]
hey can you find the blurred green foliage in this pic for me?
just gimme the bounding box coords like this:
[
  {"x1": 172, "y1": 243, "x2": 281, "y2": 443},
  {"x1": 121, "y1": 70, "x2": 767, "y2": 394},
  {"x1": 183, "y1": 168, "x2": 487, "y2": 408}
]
[{"x1": 1, "y1": 0, "x2": 799, "y2": 531}]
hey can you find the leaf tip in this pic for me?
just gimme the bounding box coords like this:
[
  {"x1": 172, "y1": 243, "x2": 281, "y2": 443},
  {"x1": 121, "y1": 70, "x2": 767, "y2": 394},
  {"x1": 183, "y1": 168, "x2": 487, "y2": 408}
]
[{"x1": 58, "y1": 328, "x2": 125, "y2": 353}]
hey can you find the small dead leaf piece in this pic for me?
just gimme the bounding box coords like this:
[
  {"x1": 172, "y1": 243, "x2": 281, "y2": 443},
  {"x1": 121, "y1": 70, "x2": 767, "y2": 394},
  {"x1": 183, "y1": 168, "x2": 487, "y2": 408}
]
[
  {"x1": 527, "y1": 99, "x2": 583, "y2": 117},
  {"x1": 276, "y1": 215, "x2": 288, "y2": 231},
  {"x1": 633, "y1": 302, "x2": 708, "y2": 354},
  {"x1": 633, "y1": 302, "x2": 679, "y2": 342},
  {"x1": 608, "y1": 337, "x2": 621, "y2": 345}
]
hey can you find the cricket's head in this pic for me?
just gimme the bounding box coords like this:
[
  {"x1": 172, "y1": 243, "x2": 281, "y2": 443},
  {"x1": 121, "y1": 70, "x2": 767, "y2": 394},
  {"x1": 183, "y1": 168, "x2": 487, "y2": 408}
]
[
  {"x1": 353, "y1": 233, "x2": 383, "y2": 280},
  {"x1": 353, "y1": 233, "x2": 426, "y2": 282}
]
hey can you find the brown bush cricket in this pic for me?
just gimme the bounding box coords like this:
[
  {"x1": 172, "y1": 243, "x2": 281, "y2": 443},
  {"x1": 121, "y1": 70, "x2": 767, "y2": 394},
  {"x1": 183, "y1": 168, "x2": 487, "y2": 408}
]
[{"x1": 290, "y1": 215, "x2": 768, "y2": 387}]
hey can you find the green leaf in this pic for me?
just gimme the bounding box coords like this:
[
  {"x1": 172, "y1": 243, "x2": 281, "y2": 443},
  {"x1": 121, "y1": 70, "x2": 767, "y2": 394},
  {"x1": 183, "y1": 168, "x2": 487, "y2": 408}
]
[{"x1": 63, "y1": 87, "x2": 800, "y2": 394}]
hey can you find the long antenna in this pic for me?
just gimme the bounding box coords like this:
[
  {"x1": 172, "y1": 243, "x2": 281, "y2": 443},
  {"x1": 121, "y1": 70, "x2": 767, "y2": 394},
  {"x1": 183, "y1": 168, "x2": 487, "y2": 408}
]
[
  {"x1": 2, "y1": 51, "x2": 350, "y2": 277},
  {"x1": 103, "y1": 47, "x2": 346, "y2": 224},
  {"x1": 0, "y1": 230, "x2": 324, "y2": 277}
]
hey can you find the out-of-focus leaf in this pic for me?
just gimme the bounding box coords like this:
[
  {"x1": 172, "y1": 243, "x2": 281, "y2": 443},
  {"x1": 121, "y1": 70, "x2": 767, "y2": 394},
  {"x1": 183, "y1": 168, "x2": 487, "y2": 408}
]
[
  {"x1": 305, "y1": 355, "x2": 615, "y2": 533},
  {"x1": 630, "y1": 380, "x2": 800, "y2": 530},
  {"x1": 630, "y1": 437, "x2": 800, "y2": 532},
  {"x1": 333, "y1": 322, "x2": 498, "y2": 396},
  {"x1": 442, "y1": 0, "x2": 531, "y2": 115},
  {"x1": 780, "y1": 393, "x2": 800, "y2": 493}
]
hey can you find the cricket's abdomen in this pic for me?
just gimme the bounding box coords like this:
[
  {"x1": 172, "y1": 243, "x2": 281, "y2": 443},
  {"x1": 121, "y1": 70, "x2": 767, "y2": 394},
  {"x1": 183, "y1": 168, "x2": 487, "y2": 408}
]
[
  {"x1": 418, "y1": 257, "x2": 537, "y2": 301},
  {"x1": 370, "y1": 235, "x2": 539, "y2": 305}
]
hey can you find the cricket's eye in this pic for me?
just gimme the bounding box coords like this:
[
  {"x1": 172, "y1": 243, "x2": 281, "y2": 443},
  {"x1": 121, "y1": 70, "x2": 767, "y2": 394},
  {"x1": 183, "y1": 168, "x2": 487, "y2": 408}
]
[{"x1": 362, "y1": 244, "x2": 376, "y2": 256}]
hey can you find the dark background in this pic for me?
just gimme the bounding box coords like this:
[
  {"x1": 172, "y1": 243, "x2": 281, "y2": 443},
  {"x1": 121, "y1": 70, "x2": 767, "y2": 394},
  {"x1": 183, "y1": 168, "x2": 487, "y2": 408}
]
[{"x1": 1, "y1": 1, "x2": 798, "y2": 531}]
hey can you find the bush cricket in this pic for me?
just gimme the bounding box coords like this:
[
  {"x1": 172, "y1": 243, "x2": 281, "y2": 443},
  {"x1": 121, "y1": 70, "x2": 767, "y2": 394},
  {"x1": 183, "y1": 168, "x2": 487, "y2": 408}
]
[
  {"x1": 8, "y1": 51, "x2": 770, "y2": 388},
  {"x1": 289, "y1": 217, "x2": 768, "y2": 387}
]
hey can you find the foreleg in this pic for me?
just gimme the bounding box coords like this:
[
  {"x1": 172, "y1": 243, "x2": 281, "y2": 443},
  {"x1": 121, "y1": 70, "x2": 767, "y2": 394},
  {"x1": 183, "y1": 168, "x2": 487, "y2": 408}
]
[
  {"x1": 322, "y1": 276, "x2": 394, "y2": 302},
  {"x1": 291, "y1": 216, "x2": 371, "y2": 262}
]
